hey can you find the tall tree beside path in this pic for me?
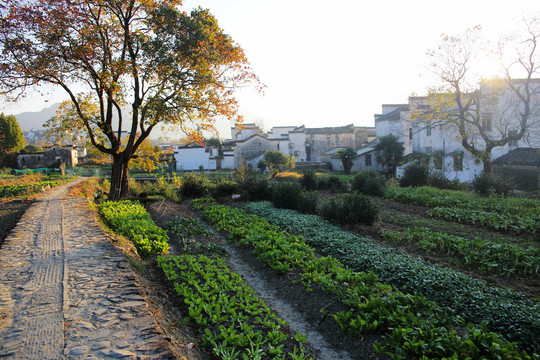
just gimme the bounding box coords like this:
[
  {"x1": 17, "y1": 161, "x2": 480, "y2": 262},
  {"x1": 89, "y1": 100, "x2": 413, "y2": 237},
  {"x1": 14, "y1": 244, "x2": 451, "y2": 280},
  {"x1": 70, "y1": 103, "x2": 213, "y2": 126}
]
[
  {"x1": 0, "y1": 0, "x2": 262, "y2": 199},
  {"x1": 0, "y1": 113, "x2": 25, "y2": 156},
  {"x1": 411, "y1": 19, "x2": 540, "y2": 173}
]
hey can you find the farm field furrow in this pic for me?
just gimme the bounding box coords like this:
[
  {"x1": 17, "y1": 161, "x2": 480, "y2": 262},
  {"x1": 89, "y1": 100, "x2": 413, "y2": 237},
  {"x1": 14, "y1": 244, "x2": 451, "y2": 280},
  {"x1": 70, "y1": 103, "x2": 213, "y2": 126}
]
[
  {"x1": 243, "y1": 201, "x2": 540, "y2": 355},
  {"x1": 189, "y1": 198, "x2": 536, "y2": 359}
]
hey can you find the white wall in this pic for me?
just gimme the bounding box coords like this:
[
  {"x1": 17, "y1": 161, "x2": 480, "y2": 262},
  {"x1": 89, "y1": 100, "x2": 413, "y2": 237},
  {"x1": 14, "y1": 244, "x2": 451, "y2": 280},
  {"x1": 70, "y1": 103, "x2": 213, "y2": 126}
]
[
  {"x1": 175, "y1": 147, "x2": 216, "y2": 171},
  {"x1": 288, "y1": 131, "x2": 307, "y2": 161}
]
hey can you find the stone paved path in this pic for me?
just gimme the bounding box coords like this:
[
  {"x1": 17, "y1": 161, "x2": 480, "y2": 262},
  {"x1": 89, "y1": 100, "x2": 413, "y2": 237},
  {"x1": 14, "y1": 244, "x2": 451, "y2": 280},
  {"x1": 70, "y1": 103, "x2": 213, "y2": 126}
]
[{"x1": 0, "y1": 179, "x2": 177, "y2": 359}]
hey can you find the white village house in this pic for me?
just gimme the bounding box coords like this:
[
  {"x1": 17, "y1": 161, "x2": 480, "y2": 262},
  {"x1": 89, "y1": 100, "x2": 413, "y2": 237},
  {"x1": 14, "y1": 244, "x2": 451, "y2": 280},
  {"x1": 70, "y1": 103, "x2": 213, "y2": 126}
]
[
  {"x1": 172, "y1": 78, "x2": 540, "y2": 191},
  {"x1": 374, "y1": 79, "x2": 540, "y2": 187}
]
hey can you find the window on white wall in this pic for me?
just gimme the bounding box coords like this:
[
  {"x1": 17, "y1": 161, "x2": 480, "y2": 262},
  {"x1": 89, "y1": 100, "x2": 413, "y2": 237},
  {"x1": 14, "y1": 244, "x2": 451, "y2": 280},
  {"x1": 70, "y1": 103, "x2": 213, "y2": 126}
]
[
  {"x1": 481, "y1": 113, "x2": 493, "y2": 132},
  {"x1": 365, "y1": 154, "x2": 372, "y2": 166},
  {"x1": 426, "y1": 125, "x2": 432, "y2": 136},
  {"x1": 453, "y1": 155, "x2": 463, "y2": 171},
  {"x1": 509, "y1": 130, "x2": 518, "y2": 146}
]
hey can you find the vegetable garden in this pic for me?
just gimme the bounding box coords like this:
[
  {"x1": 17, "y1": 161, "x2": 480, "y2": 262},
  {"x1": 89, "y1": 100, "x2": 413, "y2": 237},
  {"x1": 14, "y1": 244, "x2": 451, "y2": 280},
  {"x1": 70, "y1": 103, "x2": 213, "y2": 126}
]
[{"x1": 93, "y1": 171, "x2": 539, "y2": 359}]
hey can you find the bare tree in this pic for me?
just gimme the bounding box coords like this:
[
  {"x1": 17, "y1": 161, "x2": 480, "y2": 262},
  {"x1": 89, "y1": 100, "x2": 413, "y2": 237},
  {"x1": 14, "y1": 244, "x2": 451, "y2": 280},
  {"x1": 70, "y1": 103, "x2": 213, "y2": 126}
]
[{"x1": 411, "y1": 20, "x2": 540, "y2": 172}]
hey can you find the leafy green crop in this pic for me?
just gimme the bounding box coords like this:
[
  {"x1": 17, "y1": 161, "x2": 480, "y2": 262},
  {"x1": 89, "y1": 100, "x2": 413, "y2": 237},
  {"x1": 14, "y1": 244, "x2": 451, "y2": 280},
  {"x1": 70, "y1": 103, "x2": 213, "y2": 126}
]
[
  {"x1": 384, "y1": 186, "x2": 540, "y2": 234},
  {"x1": 99, "y1": 200, "x2": 169, "y2": 256},
  {"x1": 193, "y1": 198, "x2": 537, "y2": 359},
  {"x1": 382, "y1": 227, "x2": 540, "y2": 276},
  {"x1": 244, "y1": 201, "x2": 540, "y2": 355},
  {"x1": 157, "y1": 254, "x2": 310, "y2": 359}
]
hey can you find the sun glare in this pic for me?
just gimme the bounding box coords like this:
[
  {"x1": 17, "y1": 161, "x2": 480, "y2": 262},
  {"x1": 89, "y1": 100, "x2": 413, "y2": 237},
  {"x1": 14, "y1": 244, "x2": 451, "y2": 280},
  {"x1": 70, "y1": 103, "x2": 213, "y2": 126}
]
[{"x1": 474, "y1": 57, "x2": 504, "y2": 80}]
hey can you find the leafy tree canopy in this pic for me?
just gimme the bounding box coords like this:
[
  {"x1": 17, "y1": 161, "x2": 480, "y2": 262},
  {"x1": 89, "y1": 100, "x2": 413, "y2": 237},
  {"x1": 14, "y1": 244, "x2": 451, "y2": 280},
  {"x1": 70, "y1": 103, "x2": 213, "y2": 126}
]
[
  {"x1": 336, "y1": 147, "x2": 356, "y2": 174},
  {"x1": 0, "y1": 0, "x2": 262, "y2": 199},
  {"x1": 263, "y1": 150, "x2": 288, "y2": 176},
  {"x1": 374, "y1": 134, "x2": 404, "y2": 175},
  {"x1": 0, "y1": 113, "x2": 25, "y2": 156}
]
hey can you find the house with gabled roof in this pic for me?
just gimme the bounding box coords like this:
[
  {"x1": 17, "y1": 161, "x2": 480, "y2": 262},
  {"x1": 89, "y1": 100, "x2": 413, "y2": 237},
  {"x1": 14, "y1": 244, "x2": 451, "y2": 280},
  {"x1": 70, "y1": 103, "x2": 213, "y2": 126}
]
[{"x1": 233, "y1": 134, "x2": 278, "y2": 168}]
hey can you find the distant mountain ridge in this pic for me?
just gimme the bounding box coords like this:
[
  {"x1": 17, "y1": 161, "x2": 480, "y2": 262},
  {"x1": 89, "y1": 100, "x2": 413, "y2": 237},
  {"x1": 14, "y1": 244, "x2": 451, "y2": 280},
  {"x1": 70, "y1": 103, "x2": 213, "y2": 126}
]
[{"x1": 14, "y1": 103, "x2": 61, "y2": 131}]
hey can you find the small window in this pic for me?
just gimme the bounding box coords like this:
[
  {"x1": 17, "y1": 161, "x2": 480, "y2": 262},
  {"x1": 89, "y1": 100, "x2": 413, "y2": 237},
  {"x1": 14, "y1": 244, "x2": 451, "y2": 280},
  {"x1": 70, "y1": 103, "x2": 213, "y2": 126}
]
[
  {"x1": 509, "y1": 130, "x2": 518, "y2": 146},
  {"x1": 453, "y1": 155, "x2": 463, "y2": 171},
  {"x1": 409, "y1": 128, "x2": 413, "y2": 140},
  {"x1": 481, "y1": 113, "x2": 492, "y2": 132},
  {"x1": 365, "y1": 154, "x2": 372, "y2": 166},
  {"x1": 426, "y1": 125, "x2": 432, "y2": 136}
]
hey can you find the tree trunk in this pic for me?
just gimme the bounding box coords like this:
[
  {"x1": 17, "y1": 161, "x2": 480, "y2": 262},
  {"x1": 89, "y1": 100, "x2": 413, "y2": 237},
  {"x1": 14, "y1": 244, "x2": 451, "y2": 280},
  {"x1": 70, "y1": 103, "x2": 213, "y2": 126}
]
[
  {"x1": 109, "y1": 154, "x2": 130, "y2": 200},
  {"x1": 483, "y1": 157, "x2": 492, "y2": 173},
  {"x1": 120, "y1": 163, "x2": 130, "y2": 199}
]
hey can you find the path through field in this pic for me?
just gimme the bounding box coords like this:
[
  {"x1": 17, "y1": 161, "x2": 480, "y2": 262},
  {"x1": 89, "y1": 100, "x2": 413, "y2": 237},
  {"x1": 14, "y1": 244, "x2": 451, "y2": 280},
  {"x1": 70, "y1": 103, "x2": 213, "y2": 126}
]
[{"x1": 0, "y1": 179, "x2": 177, "y2": 359}]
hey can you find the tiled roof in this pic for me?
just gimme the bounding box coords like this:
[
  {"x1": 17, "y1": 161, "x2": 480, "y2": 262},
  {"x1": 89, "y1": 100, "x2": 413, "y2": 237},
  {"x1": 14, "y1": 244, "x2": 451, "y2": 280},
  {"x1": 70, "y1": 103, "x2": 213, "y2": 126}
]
[
  {"x1": 493, "y1": 148, "x2": 540, "y2": 166},
  {"x1": 375, "y1": 108, "x2": 401, "y2": 121}
]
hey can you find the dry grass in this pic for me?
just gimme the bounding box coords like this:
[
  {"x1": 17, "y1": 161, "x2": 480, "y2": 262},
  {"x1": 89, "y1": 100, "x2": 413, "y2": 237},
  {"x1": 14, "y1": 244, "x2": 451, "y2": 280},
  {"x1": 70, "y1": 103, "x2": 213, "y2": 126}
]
[
  {"x1": 275, "y1": 171, "x2": 302, "y2": 179},
  {"x1": 0, "y1": 174, "x2": 44, "y2": 187},
  {"x1": 68, "y1": 177, "x2": 102, "y2": 200}
]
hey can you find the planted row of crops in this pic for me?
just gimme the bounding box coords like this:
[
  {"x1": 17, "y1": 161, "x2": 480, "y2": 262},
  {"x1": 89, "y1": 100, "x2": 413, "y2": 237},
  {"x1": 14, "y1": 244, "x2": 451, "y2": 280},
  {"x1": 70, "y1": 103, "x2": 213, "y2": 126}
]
[
  {"x1": 99, "y1": 200, "x2": 170, "y2": 256},
  {"x1": 100, "y1": 200, "x2": 312, "y2": 358},
  {"x1": 244, "y1": 201, "x2": 540, "y2": 354},
  {"x1": 0, "y1": 179, "x2": 62, "y2": 197},
  {"x1": 193, "y1": 198, "x2": 536, "y2": 359},
  {"x1": 382, "y1": 227, "x2": 540, "y2": 277},
  {"x1": 157, "y1": 255, "x2": 312, "y2": 360},
  {"x1": 384, "y1": 186, "x2": 540, "y2": 234}
]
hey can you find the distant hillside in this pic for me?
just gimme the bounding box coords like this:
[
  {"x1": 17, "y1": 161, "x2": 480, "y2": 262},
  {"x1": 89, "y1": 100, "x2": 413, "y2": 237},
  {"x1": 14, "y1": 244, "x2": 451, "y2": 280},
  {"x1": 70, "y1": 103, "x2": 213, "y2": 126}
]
[{"x1": 14, "y1": 103, "x2": 61, "y2": 131}]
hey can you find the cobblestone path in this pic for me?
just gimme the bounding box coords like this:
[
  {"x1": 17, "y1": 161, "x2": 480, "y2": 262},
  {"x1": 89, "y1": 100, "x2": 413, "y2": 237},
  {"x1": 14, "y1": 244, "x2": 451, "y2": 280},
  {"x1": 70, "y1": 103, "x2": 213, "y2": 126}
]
[{"x1": 0, "y1": 179, "x2": 177, "y2": 359}]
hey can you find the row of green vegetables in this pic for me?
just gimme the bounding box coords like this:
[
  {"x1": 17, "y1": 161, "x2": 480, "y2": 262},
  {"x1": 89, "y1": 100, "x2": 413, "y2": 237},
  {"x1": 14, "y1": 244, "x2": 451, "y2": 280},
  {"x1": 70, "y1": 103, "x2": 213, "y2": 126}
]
[
  {"x1": 193, "y1": 198, "x2": 536, "y2": 359},
  {"x1": 384, "y1": 186, "x2": 540, "y2": 234},
  {"x1": 158, "y1": 255, "x2": 312, "y2": 360},
  {"x1": 243, "y1": 201, "x2": 540, "y2": 355},
  {"x1": 99, "y1": 200, "x2": 170, "y2": 256},
  {"x1": 382, "y1": 227, "x2": 540, "y2": 277},
  {"x1": 99, "y1": 200, "x2": 311, "y2": 359},
  {"x1": 0, "y1": 180, "x2": 62, "y2": 197}
]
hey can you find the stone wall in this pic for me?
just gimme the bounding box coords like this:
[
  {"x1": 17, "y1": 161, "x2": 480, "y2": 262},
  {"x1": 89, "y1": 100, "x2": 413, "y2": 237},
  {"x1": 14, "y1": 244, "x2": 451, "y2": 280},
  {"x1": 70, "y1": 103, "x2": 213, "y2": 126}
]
[{"x1": 18, "y1": 146, "x2": 77, "y2": 169}]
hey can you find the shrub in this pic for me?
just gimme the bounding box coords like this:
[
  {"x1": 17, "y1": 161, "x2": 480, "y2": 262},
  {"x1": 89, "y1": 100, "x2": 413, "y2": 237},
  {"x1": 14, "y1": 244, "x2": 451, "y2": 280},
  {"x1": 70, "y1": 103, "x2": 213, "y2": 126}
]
[
  {"x1": 320, "y1": 192, "x2": 378, "y2": 225},
  {"x1": 235, "y1": 169, "x2": 271, "y2": 200},
  {"x1": 428, "y1": 171, "x2": 467, "y2": 191},
  {"x1": 327, "y1": 176, "x2": 349, "y2": 192},
  {"x1": 297, "y1": 190, "x2": 319, "y2": 214},
  {"x1": 271, "y1": 180, "x2": 303, "y2": 210},
  {"x1": 316, "y1": 173, "x2": 330, "y2": 190},
  {"x1": 472, "y1": 172, "x2": 513, "y2": 196},
  {"x1": 211, "y1": 178, "x2": 238, "y2": 198},
  {"x1": 352, "y1": 170, "x2": 386, "y2": 196},
  {"x1": 399, "y1": 162, "x2": 429, "y2": 187},
  {"x1": 180, "y1": 172, "x2": 211, "y2": 197},
  {"x1": 300, "y1": 170, "x2": 318, "y2": 190}
]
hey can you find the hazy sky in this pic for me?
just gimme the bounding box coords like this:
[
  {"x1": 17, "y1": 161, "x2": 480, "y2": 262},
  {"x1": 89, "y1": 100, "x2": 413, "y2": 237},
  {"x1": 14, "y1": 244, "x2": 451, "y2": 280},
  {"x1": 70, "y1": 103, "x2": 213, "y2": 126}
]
[{"x1": 2, "y1": 0, "x2": 540, "y2": 139}]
